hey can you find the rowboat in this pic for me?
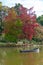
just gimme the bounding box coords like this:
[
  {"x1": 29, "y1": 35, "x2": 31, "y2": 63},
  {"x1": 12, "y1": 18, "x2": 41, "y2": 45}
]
[{"x1": 20, "y1": 48, "x2": 39, "y2": 53}]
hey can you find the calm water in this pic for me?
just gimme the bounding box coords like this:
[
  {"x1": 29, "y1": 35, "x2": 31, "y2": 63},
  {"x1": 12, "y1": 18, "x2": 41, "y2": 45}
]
[{"x1": 0, "y1": 46, "x2": 43, "y2": 65}]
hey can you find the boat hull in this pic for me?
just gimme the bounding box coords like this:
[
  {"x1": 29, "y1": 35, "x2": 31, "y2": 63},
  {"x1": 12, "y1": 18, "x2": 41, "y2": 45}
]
[{"x1": 20, "y1": 48, "x2": 39, "y2": 53}]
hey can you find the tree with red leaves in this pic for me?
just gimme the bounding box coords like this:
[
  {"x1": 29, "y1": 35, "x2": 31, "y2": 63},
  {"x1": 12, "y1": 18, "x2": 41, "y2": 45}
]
[
  {"x1": 17, "y1": 5, "x2": 39, "y2": 40},
  {"x1": 4, "y1": 4, "x2": 39, "y2": 42}
]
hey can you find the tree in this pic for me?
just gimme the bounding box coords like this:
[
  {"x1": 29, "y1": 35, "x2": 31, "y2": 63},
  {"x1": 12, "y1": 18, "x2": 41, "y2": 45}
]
[
  {"x1": 14, "y1": 3, "x2": 22, "y2": 15},
  {"x1": 4, "y1": 4, "x2": 39, "y2": 42},
  {"x1": 0, "y1": 2, "x2": 2, "y2": 10},
  {"x1": 0, "y1": 2, "x2": 4, "y2": 35},
  {"x1": 4, "y1": 8, "x2": 17, "y2": 33},
  {"x1": 4, "y1": 8, "x2": 24, "y2": 42},
  {"x1": 37, "y1": 15, "x2": 43, "y2": 26},
  {"x1": 17, "y1": 5, "x2": 38, "y2": 40}
]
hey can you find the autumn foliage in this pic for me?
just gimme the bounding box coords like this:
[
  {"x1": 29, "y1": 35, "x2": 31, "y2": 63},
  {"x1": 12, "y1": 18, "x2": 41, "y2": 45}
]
[{"x1": 4, "y1": 4, "x2": 39, "y2": 41}]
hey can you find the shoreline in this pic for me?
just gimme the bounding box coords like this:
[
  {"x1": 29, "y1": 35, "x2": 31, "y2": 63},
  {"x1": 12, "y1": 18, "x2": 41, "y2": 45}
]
[{"x1": 0, "y1": 43, "x2": 43, "y2": 48}]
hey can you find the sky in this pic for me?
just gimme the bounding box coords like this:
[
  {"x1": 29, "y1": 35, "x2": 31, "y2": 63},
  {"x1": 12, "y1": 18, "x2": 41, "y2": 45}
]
[{"x1": 0, "y1": 0, "x2": 43, "y2": 17}]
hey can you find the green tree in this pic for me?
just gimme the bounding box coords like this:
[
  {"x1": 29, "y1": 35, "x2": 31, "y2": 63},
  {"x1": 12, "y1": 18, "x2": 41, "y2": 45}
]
[
  {"x1": 4, "y1": 8, "x2": 23, "y2": 42},
  {"x1": 14, "y1": 3, "x2": 22, "y2": 15},
  {"x1": 37, "y1": 15, "x2": 43, "y2": 26},
  {"x1": 0, "y1": 2, "x2": 3, "y2": 35}
]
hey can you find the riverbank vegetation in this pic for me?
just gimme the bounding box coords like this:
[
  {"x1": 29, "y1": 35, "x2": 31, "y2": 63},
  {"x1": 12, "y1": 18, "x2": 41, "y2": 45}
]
[{"x1": 0, "y1": 2, "x2": 43, "y2": 45}]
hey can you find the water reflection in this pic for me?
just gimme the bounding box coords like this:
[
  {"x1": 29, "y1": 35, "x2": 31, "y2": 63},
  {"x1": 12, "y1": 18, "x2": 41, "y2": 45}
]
[
  {"x1": 0, "y1": 49, "x2": 7, "y2": 65},
  {"x1": 0, "y1": 46, "x2": 43, "y2": 65}
]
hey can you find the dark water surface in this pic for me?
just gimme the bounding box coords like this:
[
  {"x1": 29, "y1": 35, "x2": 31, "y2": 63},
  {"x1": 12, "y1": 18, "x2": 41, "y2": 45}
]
[{"x1": 0, "y1": 46, "x2": 43, "y2": 65}]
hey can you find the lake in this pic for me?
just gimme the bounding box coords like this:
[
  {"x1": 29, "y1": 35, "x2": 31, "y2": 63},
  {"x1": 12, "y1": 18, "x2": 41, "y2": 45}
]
[{"x1": 0, "y1": 45, "x2": 43, "y2": 65}]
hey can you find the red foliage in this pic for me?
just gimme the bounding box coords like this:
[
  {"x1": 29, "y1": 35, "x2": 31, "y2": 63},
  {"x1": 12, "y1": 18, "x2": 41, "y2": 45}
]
[
  {"x1": 18, "y1": 5, "x2": 38, "y2": 40},
  {"x1": 22, "y1": 23, "x2": 35, "y2": 40},
  {"x1": 4, "y1": 5, "x2": 39, "y2": 40},
  {"x1": 5, "y1": 15, "x2": 12, "y2": 22}
]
